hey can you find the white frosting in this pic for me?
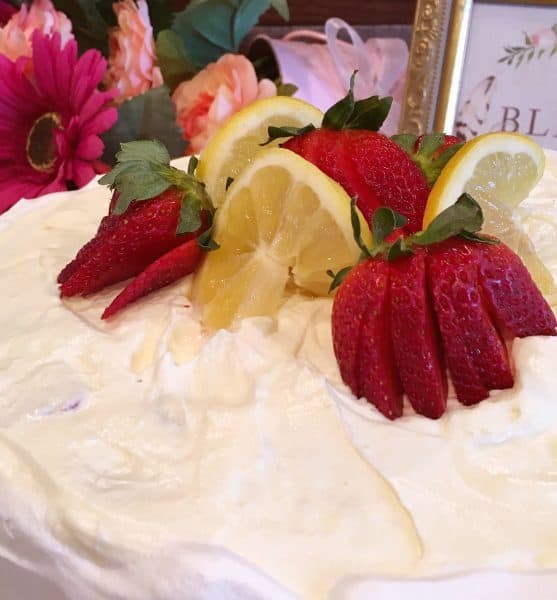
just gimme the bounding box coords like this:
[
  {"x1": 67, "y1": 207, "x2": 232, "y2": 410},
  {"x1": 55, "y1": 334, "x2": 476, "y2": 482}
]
[{"x1": 1, "y1": 154, "x2": 557, "y2": 599}]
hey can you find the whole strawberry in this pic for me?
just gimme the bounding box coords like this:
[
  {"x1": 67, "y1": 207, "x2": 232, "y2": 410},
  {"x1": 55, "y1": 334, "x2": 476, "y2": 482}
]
[
  {"x1": 267, "y1": 75, "x2": 430, "y2": 233},
  {"x1": 331, "y1": 195, "x2": 556, "y2": 420},
  {"x1": 58, "y1": 141, "x2": 215, "y2": 317},
  {"x1": 391, "y1": 132, "x2": 463, "y2": 187}
]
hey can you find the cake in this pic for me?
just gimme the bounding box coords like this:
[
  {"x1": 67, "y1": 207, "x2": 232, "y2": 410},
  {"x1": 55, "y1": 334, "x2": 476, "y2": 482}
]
[{"x1": 1, "y1": 149, "x2": 557, "y2": 599}]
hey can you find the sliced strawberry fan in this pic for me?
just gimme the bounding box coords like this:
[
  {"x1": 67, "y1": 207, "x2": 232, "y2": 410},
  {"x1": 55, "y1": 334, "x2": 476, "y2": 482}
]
[
  {"x1": 331, "y1": 195, "x2": 556, "y2": 420},
  {"x1": 57, "y1": 141, "x2": 216, "y2": 318}
]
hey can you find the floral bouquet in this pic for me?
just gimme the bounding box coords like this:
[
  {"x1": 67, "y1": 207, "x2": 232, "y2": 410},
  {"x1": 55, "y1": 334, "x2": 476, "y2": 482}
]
[{"x1": 0, "y1": 0, "x2": 290, "y2": 213}]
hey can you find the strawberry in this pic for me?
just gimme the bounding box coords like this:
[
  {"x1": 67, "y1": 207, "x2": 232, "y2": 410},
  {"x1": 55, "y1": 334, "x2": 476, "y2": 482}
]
[
  {"x1": 58, "y1": 140, "x2": 215, "y2": 316},
  {"x1": 392, "y1": 132, "x2": 463, "y2": 187},
  {"x1": 427, "y1": 239, "x2": 513, "y2": 405},
  {"x1": 390, "y1": 252, "x2": 447, "y2": 418},
  {"x1": 475, "y1": 241, "x2": 557, "y2": 337},
  {"x1": 268, "y1": 75, "x2": 430, "y2": 233},
  {"x1": 331, "y1": 195, "x2": 556, "y2": 420},
  {"x1": 102, "y1": 238, "x2": 202, "y2": 319},
  {"x1": 332, "y1": 258, "x2": 402, "y2": 419},
  {"x1": 283, "y1": 129, "x2": 430, "y2": 233},
  {"x1": 59, "y1": 189, "x2": 199, "y2": 296}
]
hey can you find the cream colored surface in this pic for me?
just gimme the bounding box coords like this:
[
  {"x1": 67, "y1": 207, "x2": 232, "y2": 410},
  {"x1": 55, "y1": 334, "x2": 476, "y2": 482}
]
[{"x1": 1, "y1": 154, "x2": 557, "y2": 599}]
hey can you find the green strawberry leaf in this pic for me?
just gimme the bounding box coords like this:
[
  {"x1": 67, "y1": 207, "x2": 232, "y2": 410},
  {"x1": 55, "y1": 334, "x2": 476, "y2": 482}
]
[
  {"x1": 322, "y1": 72, "x2": 392, "y2": 131},
  {"x1": 372, "y1": 207, "x2": 408, "y2": 246},
  {"x1": 349, "y1": 197, "x2": 373, "y2": 258},
  {"x1": 197, "y1": 226, "x2": 221, "y2": 251},
  {"x1": 327, "y1": 266, "x2": 353, "y2": 292},
  {"x1": 187, "y1": 155, "x2": 199, "y2": 176},
  {"x1": 345, "y1": 95, "x2": 392, "y2": 131},
  {"x1": 410, "y1": 193, "x2": 485, "y2": 246},
  {"x1": 178, "y1": 193, "x2": 202, "y2": 234},
  {"x1": 322, "y1": 71, "x2": 356, "y2": 130},
  {"x1": 416, "y1": 133, "x2": 445, "y2": 158},
  {"x1": 391, "y1": 133, "x2": 417, "y2": 154},
  {"x1": 386, "y1": 237, "x2": 412, "y2": 261},
  {"x1": 261, "y1": 123, "x2": 316, "y2": 146},
  {"x1": 276, "y1": 82, "x2": 298, "y2": 97},
  {"x1": 99, "y1": 139, "x2": 214, "y2": 234},
  {"x1": 459, "y1": 231, "x2": 499, "y2": 245}
]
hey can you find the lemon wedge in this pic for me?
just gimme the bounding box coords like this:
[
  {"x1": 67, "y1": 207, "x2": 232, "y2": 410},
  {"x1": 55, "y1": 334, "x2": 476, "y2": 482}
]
[
  {"x1": 193, "y1": 147, "x2": 371, "y2": 329},
  {"x1": 197, "y1": 96, "x2": 323, "y2": 208},
  {"x1": 423, "y1": 132, "x2": 553, "y2": 292}
]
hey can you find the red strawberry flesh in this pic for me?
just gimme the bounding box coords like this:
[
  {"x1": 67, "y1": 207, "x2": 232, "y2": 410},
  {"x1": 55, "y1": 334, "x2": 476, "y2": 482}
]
[
  {"x1": 356, "y1": 259, "x2": 403, "y2": 419},
  {"x1": 475, "y1": 241, "x2": 557, "y2": 337},
  {"x1": 59, "y1": 189, "x2": 202, "y2": 297},
  {"x1": 390, "y1": 252, "x2": 447, "y2": 418},
  {"x1": 283, "y1": 129, "x2": 430, "y2": 233},
  {"x1": 331, "y1": 261, "x2": 378, "y2": 395},
  {"x1": 427, "y1": 240, "x2": 513, "y2": 405},
  {"x1": 332, "y1": 259, "x2": 403, "y2": 420},
  {"x1": 102, "y1": 238, "x2": 202, "y2": 319}
]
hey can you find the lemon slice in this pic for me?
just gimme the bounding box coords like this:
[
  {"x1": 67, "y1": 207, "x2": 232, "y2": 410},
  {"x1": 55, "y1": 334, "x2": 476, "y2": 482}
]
[
  {"x1": 423, "y1": 132, "x2": 553, "y2": 292},
  {"x1": 193, "y1": 147, "x2": 371, "y2": 329},
  {"x1": 197, "y1": 96, "x2": 323, "y2": 208}
]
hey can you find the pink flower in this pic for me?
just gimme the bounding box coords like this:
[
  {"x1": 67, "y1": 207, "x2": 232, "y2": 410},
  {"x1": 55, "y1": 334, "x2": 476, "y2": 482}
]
[
  {"x1": 0, "y1": 31, "x2": 117, "y2": 213},
  {"x1": 531, "y1": 28, "x2": 557, "y2": 49},
  {"x1": 0, "y1": 0, "x2": 72, "y2": 62},
  {"x1": 0, "y1": 1, "x2": 17, "y2": 26},
  {"x1": 172, "y1": 54, "x2": 277, "y2": 154},
  {"x1": 105, "y1": 0, "x2": 163, "y2": 104}
]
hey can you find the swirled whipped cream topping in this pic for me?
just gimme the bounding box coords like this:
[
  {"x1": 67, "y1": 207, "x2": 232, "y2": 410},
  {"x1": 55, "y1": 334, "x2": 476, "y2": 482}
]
[{"x1": 1, "y1": 154, "x2": 557, "y2": 599}]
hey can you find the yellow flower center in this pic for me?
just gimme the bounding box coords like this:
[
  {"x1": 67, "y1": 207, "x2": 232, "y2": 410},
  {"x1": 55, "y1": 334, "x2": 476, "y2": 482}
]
[{"x1": 26, "y1": 112, "x2": 61, "y2": 173}]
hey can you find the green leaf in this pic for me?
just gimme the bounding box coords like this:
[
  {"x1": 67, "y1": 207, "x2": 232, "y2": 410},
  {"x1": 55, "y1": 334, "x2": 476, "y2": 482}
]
[
  {"x1": 386, "y1": 237, "x2": 412, "y2": 261},
  {"x1": 261, "y1": 124, "x2": 316, "y2": 145},
  {"x1": 172, "y1": 0, "x2": 272, "y2": 70},
  {"x1": 459, "y1": 231, "x2": 499, "y2": 245},
  {"x1": 345, "y1": 95, "x2": 392, "y2": 131},
  {"x1": 270, "y1": 0, "x2": 289, "y2": 20},
  {"x1": 99, "y1": 138, "x2": 214, "y2": 232},
  {"x1": 233, "y1": 0, "x2": 271, "y2": 49},
  {"x1": 276, "y1": 82, "x2": 298, "y2": 97},
  {"x1": 371, "y1": 207, "x2": 407, "y2": 246},
  {"x1": 145, "y1": 0, "x2": 174, "y2": 34},
  {"x1": 156, "y1": 30, "x2": 196, "y2": 93},
  {"x1": 391, "y1": 133, "x2": 417, "y2": 154},
  {"x1": 322, "y1": 71, "x2": 356, "y2": 130},
  {"x1": 349, "y1": 198, "x2": 372, "y2": 258},
  {"x1": 52, "y1": 0, "x2": 109, "y2": 55},
  {"x1": 178, "y1": 193, "x2": 202, "y2": 234},
  {"x1": 327, "y1": 266, "x2": 353, "y2": 292},
  {"x1": 410, "y1": 193, "x2": 484, "y2": 246},
  {"x1": 188, "y1": 156, "x2": 199, "y2": 176},
  {"x1": 197, "y1": 226, "x2": 221, "y2": 251},
  {"x1": 101, "y1": 86, "x2": 186, "y2": 165},
  {"x1": 416, "y1": 133, "x2": 445, "y2": 158}
]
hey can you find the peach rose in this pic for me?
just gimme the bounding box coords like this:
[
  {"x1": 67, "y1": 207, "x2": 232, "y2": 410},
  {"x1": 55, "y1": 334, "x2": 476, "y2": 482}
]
[
  {"x1": 0, "y1": 0, "x2": 72, "y2": 62},
  {"x1": 172, "y1": 53, "x2": 277, "y2": 154},
  {"x1": 105, "y1": 0, "x2": 163, "y2": 104}
]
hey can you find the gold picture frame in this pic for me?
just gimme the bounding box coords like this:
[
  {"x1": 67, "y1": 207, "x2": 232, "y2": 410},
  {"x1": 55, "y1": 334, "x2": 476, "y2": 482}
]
[{"x1": 400, "y1": 0, "x2": 557, "y2": 135}]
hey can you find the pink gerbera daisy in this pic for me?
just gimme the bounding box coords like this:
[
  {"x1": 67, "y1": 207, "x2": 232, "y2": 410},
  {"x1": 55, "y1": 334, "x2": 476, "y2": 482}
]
[{"x1": 0, "y1": 31, "x2": 117, "y2": 213}]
